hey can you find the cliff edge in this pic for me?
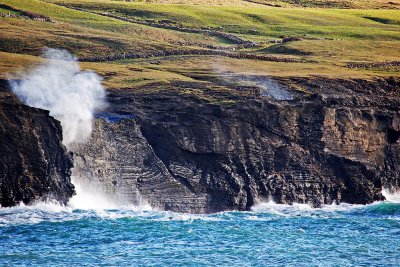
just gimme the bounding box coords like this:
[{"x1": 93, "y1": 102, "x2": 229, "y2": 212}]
[
  {"x1": 72, "y1": 77, "x2": 400, "y2": 213},
  {"x1": 0, "y1": 80, "x2": 74, "y2": 207}
]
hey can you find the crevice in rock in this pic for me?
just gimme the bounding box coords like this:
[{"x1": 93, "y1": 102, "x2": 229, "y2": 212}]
[{"x1": 387, "y1": 129, "x2": 400, "y2": 144}]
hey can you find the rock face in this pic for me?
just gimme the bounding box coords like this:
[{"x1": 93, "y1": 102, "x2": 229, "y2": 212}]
[
  {"x1": 0, "y1": 81, "x2": 74, "y2": 207},
  {"x1": 71, "y1": 77, "x2": 400, "y2": 213}
]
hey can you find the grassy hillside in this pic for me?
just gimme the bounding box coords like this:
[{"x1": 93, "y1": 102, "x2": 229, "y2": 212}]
[
  {"x1": 44, "y1": 0, "x2": 400, "y2": 40},
  {"x1": 0, "y1": 0, "x2": 223, "y2": 56},
  {"x1": 0, "y1": 0, "x2": 399, "y2": 93}
]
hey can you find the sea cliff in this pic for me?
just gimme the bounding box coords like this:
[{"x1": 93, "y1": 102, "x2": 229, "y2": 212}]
[
  {"x1": 71, "y1": 77, "x2": 400, "y2": 213},
  {"x1": 0, "y1": 80, "x2": 74, "y2": 207}
]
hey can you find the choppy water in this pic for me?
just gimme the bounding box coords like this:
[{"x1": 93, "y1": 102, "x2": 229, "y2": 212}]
[{"x1": 1, "y1": 197, "x2": 400, "y2": 266}]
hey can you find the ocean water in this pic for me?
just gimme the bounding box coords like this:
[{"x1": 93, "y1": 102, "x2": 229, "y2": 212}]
[{"x1": 1, "y1": 195, "x2": 399, "y2": 266}]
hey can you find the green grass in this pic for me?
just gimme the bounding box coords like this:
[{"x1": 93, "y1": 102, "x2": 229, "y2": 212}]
[
  {"x1": 44, "y1": 0, "x2": 400, "y2": 40},
  {"x1": 247, "y1": 0, "x2": 400, "y2": 9},
  {"x1": 42, "y1": 0, "x2": 400, "y2": 67},
  {"x1": 0, "y1": 0, "x2": 223, "y2": 57},
  {"x1": 0, "y1": 7, "x2": 19, "y2": 15},
  {"x1": 1, "y1": 0, "x2": 127, "y2": 28},
  {"x1": 0, "y1": 0, "x2": 399, "y2": 94}
]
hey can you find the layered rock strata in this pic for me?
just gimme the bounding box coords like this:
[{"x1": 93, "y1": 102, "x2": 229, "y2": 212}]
[{"x1": 72, "y1": 78, "x2": 400, "y2": 213}]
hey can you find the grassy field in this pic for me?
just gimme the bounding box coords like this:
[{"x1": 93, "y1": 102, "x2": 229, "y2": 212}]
[
  {"x1": 0, "y1": 0, "x2": 223, "y2": 56},
  {"x1": 0, "y1": 0, "x2": 399, "y2": 93},
  {"x1": 44, "y1": 0, "x2": 400, "y2": 40},
  {"x1": 246, "y1": 0, "x2": 400, "y2": 9}
]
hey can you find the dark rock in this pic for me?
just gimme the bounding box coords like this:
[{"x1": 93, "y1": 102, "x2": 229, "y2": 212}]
[
  {"x1": 281, "y1": 36, "x2": 303, "y2": 43},
  {"x1": 0, "y1": 81, "x2": 74, "y2": 207},
  {"x1": 72, "y1": 77, "x2": 400, "y2": 213}
]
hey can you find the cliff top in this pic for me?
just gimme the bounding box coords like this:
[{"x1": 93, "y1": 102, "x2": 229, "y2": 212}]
[{"x1": 0, "y1": 0, "x2": 399, "y2": 98}]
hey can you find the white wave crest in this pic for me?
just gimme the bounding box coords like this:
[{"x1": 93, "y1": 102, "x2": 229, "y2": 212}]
[
  {"x1": 156, "y1": 212, "x2": 221, "y2": 222},
  {"x1": 251, "y1": 200, "x2": 364, "y2": 216}
]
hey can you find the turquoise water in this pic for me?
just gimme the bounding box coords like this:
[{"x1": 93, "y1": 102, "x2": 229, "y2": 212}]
[{"x1": 1, "y1": 201, "x2": 399, "y2": 266}]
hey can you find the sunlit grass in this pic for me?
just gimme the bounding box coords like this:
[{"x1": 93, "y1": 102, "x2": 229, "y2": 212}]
[
  {"x1": 0, "y1": 0, "x2": 399, "y2": 91},
  {"x1": 44, "y1": 0, "x2": 400, "y2": 40}
]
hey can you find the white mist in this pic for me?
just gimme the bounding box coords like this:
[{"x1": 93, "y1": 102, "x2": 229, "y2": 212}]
[
  {"x1": 382, "y1": 188, "x2": 400, "y2": 203},
  {"x1": 9, "y1": 48, "x2": 128, "y2": 210},
  {"x1": 10, "y1": 48, "x2": 106, "y2": 148}
]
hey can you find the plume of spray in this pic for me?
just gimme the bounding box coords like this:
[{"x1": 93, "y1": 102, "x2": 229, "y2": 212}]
[
  {"x1": 10, "y1": 48, "x2": 112, "y2": 210},
  {"x1": 211, "y1": 61, "x2": 293, "y2": 100},
  {"x1": 10, "y1": 48, "x2": 106, "y2": 148},
  {"x1": 9, "y1": 48, "x2": 149, "y2": 210}
]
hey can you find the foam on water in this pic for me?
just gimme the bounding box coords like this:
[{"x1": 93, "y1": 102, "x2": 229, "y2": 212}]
[
  {"x1": 2, "y1": 196, "x2": 400, "y2": 226},
  {"x1": 250, "y1": 200, "x2": 365, "y2": 217},
  {"x1": 1, "y1": 195, "x2": 399, "y2": 266},
  {"x1": 2, "y1": 190, "x2": 400, "y2": 227},
  {"x1": 382, "y1": 188, "x2": 400, "y2": 203},
  {"x1": 156, "y1": 212, "x2": 222, "y2": 222},
  {"x1": 0, "y1": 201, "x2": 72, "y2": 226}
]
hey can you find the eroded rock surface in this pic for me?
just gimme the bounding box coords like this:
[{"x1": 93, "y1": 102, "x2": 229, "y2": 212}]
[
  {"x1": 71, "y1": 77, "x2": 400, "y2": 213},
  {"x1": 0, "y1": 81, "x2": 74, "y2": 207}
]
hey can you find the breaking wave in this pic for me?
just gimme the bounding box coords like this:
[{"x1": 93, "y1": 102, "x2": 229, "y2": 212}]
[
  {"x1": 1, "y1": 195, "x2": 400, "y2": 227},
  {"x1": 1, "y1": 195, "x2": 399, "y2": 266}
]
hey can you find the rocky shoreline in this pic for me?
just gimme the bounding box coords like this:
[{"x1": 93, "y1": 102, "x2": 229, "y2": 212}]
[{"x1": 1, "y1": 77, "x2": 399, "y2": 212}]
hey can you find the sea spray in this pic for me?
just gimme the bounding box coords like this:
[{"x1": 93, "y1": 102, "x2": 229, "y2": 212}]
[
  {"x1": 10, "y1": 48, "x2": 106, "y2": 147},
  {"x1": 382, "y1": 188, "x2": 400, "y2": 203},
  {"x1": 211, "y1": 62, "x2": 293, "y2": 100},
  {"x1": 67, "y1": 176, "x2": 148, "y2": 210},
  {"x1": 8, "y1": 48, "x2": 128, "y2": 209}
]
